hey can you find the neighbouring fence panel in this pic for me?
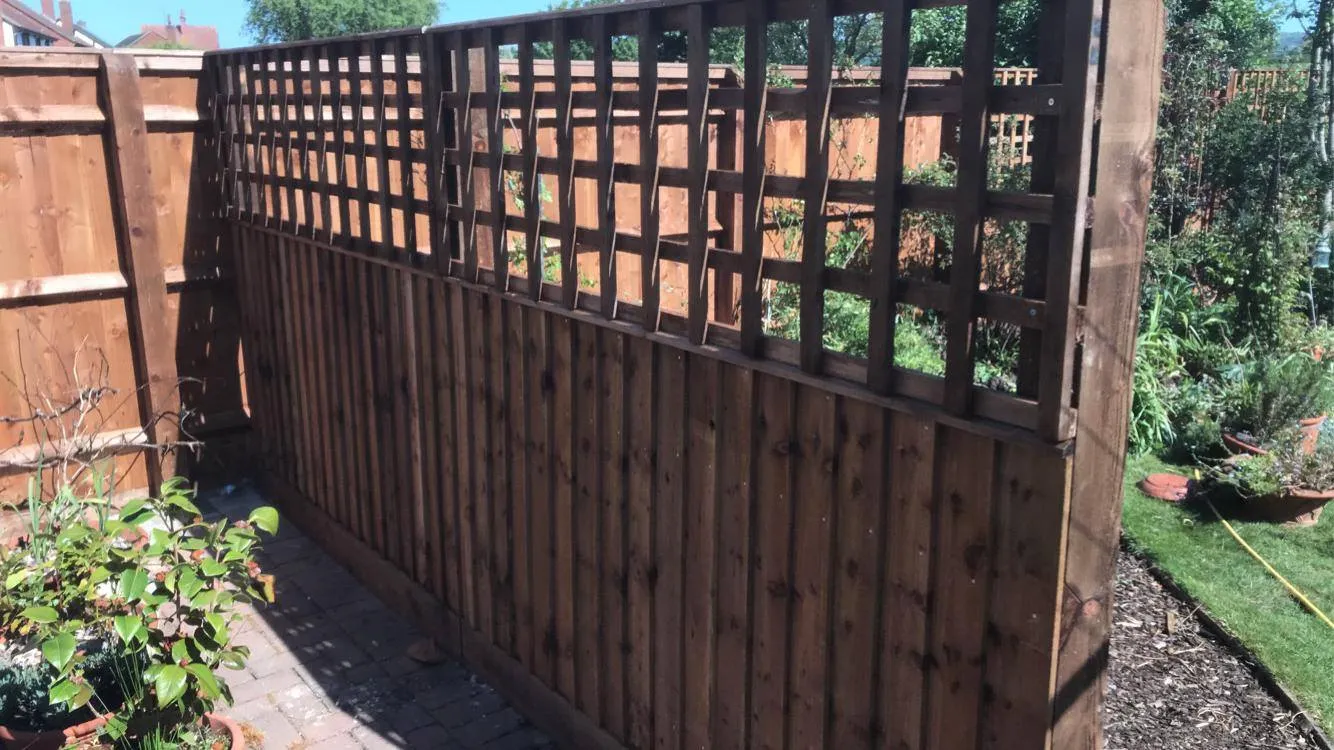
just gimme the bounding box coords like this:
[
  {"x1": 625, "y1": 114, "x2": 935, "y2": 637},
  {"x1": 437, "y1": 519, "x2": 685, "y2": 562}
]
[
  {"x1": 0, "y1": 48, "x2": 242, "y2": 507},
  {"x1": 213, "y1": 0, "x2": 1163, "y2": 746}
]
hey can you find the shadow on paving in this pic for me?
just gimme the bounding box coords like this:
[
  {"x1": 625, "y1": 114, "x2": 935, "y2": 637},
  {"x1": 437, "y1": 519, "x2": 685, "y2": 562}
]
[{"x1": 196, "y1": 483, "x2": 554, "y2": 750}]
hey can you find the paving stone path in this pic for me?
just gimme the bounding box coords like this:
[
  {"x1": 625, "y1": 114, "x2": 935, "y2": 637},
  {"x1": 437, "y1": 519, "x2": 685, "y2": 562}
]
[{"x1": 203, "y1": 487, "x2": 553, "y2": 750}]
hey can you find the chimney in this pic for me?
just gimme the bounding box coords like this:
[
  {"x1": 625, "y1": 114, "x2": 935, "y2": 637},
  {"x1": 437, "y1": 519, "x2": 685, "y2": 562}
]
[
  {"x1": 58, "y1": 0, "x2": 73, "y2": 32},
  {"x1": 40, "y1": 0, "x2": 54, "y2": 20},
  {"x1": 179, "y1": 9, "x2": 186, "y2": 26}
]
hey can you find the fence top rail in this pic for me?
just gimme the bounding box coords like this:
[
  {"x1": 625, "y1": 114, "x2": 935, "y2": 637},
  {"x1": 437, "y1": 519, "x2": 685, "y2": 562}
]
[
  {"x1": 0, "y1": 48, "x2": 204, "y2": 72},
  {"x1": 205, "y1": 0, "x2": 970, "y2": 56}
]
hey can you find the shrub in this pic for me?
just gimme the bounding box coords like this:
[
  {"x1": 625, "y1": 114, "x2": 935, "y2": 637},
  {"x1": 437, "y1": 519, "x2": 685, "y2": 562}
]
[
  {"x1": 0, "y1": 478, "x2": 279, "y2": 744},
  {"x1": 1218, "y1": 354, "x2": 1334, "y2": 442},
  {"x1": 1214, "y1": 427, "x2": 1334, "y2": 497}
]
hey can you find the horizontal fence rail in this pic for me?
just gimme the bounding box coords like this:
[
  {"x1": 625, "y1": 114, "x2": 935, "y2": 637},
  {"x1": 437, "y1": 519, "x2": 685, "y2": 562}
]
[{"x1": 207, "y1": 0, "x2": 1164, "y2": 746}]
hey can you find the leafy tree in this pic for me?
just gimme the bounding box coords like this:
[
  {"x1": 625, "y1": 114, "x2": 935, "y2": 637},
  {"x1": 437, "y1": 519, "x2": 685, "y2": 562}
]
[
  {"x1": 244, "y1": 0, "x2": 439, "y2": 43},
  {"x1": 906, "y1": 0, "x2": 1039, "y2": 67}
]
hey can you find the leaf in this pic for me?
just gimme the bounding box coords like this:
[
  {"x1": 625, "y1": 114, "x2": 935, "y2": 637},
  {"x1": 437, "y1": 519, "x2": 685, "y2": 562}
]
[
  {"x1": 201, "y1": 558, "x2": 227, "y2": 578},
  {"x1": 171, "y1": 639, "x2": 189, "y2": 665},
  {"x1": 177, "y1": 569, "x2": 204, "y2": 601},
  {"x1": 117, "y1": 498, "x2": 152, "y2": 524},
  {"x1": 21, "y1": 606, "x2": 58, "y2": 624},
  {"x1": 248, "y1": 507, "x2": 280, "y2": 535},
  {"x1": 154, "y1": 664, "x2": 188, "y2": 707},
  {"x1": 185, "y1": 663, "x2": 222, "y2": 700},
  {"x1": 117, "y1": 568, "x2": 149, "y2": 600},
  {"x1": 113, "y1": 615, "x2": 144, "y2": 645},
  {"x1": 5, "y1": 569, "x2": 31, "y2": 588},
  {"x1": 165, "y1": 493, "x2": 201, "y2": 517},
  {"x1": 41, "y1": 631, "x2": 75, "y2": 670},
  {"x1": 49, "y1": 679, "x2": 80, "y2": 705}
]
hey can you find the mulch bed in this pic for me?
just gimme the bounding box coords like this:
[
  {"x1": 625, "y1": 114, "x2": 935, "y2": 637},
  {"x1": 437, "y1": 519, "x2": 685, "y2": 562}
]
[{"x1": 1107, "y1": 549, "x2": 1323, "y2": 749}]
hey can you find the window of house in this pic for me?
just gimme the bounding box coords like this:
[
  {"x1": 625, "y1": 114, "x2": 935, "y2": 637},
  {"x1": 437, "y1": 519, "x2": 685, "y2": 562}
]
[{"x1": 13, "y1": 27, "x2": 55, "y2": 47}]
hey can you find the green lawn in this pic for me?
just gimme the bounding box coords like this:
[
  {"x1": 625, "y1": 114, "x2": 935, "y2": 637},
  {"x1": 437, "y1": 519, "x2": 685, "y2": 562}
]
[{"x1": 1122, "y1": 454, "x2": 1334, "y2": 733}]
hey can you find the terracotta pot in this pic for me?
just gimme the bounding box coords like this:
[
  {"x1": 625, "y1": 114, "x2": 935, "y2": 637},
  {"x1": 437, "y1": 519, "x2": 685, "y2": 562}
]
[
  {"x1": 1138, "y1": 473, "x2": 1192, "y2": 502},
  {"x1": 0, "y1": 713, "x2": 244, "y2": 750},
  {"x1": 1222, "y1": 432, "x2": 1267, "y2": 456},
  {"x1": 1299, "y1": 415, "x2": 1327, "y2": 455},
  {"x1": 1252, "y1": 488, "x2": 1334, "y2": 527},
  {"x1": 0, "y1": 713, "x2": 108, "y2": 750}
]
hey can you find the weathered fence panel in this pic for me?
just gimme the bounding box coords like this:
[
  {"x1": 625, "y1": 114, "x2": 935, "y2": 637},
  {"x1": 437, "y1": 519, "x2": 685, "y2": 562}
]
[
  {"x1": 0, "y1": 48, "x2": 241, "y2": 506},
  {"x1": 212, "y1": 0, "x2": 1164, "y2": 746}
]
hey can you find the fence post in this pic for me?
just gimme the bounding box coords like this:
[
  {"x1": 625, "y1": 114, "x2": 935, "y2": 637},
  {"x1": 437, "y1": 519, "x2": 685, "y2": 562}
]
[
  {"x1": 100, "y1": 51, "x2": 180, "y2": 492},
  {"x1": 713, "y1": 66, "x2": 741, "y2": 325}
]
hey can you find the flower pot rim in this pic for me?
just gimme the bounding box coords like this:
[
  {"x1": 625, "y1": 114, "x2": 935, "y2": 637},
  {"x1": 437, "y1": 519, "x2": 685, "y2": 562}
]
[{"x1": 1, "y1": 711, "x2": 245, "y2": 749}]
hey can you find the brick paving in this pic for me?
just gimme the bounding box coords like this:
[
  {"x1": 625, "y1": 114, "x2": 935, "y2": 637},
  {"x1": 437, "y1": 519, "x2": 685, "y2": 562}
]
[{"x1": 202, "y1": 486, "x2": 553, "y2": 750}]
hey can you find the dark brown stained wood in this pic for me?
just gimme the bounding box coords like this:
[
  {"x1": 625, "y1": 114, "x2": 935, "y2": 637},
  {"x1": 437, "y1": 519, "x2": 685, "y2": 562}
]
[
  {"x1": 713, "y1": 78, "x2": 740, "y2": 326},
  {"x1": 393, "y1": 38, "x2": 418, "y2": 256},
  {"x1": 470, "y1": 290, "x2": 496, "y2": 641},
  {"x1": 653, "y1": 347, "x2": 686, "y2": 750},
  {"x1": 551, "y1": 314, "x2": 578, "y2": 703},
  {"x1": 710, "y1": 362, "x2": 753, "y2": 750},
  {"x1": 624, "y1": 335, "x2": 656, "y2": 748},
  {"x1": 489, "y1": 295, "x2": 515, "y2": 653},
  {"x1": 421, "y1": 33, "x2": 448, "y2": 266},
  {"x1": 378, "y1": 263, "x2": 409, "y2": 566},
  {"x1": 738, "y1": 0, "x2": 767, "y2": 357},
  {"x1": 509, "y1": 295, "x2": 534, "y2": 662},
  {"x1": 749, "y1": 372, "x2": 794, "y2": 750},
  {"x1": 260, "y1": 50, "x2": 280, "y2": 226},
  {"x1": 221, "y1": 58, "x2": 241, "y2": 219},
  {"x1": 292, "y1": 51, "x2": 315, "y2": 235},
  {"x1": 683, "y1": 354, "x2": 718, "y2": 750},
  {"x1": 287, "y1": 240, "x2": 314, "y2": 499},
  {"x1": 866, "y1": 0, "x2": 912, "y2": 394},
  {"x1": 451, "y1": 282, "x2": 478, "y2": 625},
  {"x1": 637, "y1": 9, "x2": 662, "y2": 331},
  {"x1": 321, "y1": 249, "x2": 349, "y2": 531},
  {"x1": 787, "y1": 385, "x2": 835, "y2": 749},
  {"x1": 328, "y1": 45, "x2": 352, "y2": 243},
  {"x1": 525, "y1": 304, "x2": 556, "y2": 686},
  {"x1": 273, "y1": 237, "x2": 305, "y2": 493},
  {"x1": 925, "y1": 427, "x2": 996, "y2": 750},
  {"x1": 799, "y1": 0, "x2": 832, "y2": 374},
  {"x1": 371, "y1": 263, "x2": 401, "y2": 561},
  {"x1": 334, "y1": 253, "x2": 364, "y2": 548},
  {"x1": 299, "y1": 243, "x2": 332, "y2": 520},
  {"x1": 414, "y1": 271, "x2": 441, "y2": 592},
  {"x1": 1057, "y1": 1, "x2": 1165, "y2": 746},
  {"x1": 593, "y1": 14, "x2": 617, "y2": 319},
  {"x1": 941, "y1": 0, "x2": 1001, "y2": 413},
  {"x1": 401, "y1": 274, "x2": 428, "y2": 583},
  {"x1": 574, "y1": 325, "x2": 602, "y2": 723},
  {"x1": 434, "y1": 280, "x2": 463, "y2": 611},
  {"x1": 349, "y1": 43, "x2": 373, "y2": 247},
  {"x1": 307, "y1": 46, "x2": 333, "y2": 242},
  {"x1": 262, "y1": 234, "x2": 293, "y2": 487},
  {"x1": 829, "y1": 399, "x2": 885, "y2": 748},
  {"x1": 242, "y1": 54, "x2": 261, "y2": 220},
  {"x1": 99, "y1": 52, "x2": 181, "y2": 491},
  {"x1": 522, "y1": 24, "x2": 543, "y2": 300},
  {"x1": 1035, "y1": 0, "x2": 1101, "y2": 441},
  {"x1": 485, "y1": 30, "x2": 507, "y2": 288},
  {"x1": 347, "y1": 254, "x2": 376, "y2": 544},
  {"x1": 549, "y1": 23, "x2": 576, "y2": 309},
  {"x1": 685, "y1": 4, "x2": 711, "y2": 345},
  {"x1": 371, "y1": 40, "x2": 395, "y2": 257},
  {"x1": 981, "y1": 444, "x2": 1070, "y2": 750},
  {"x1": 880, "y1": 414, "x2": 935, "y2": 750},
  {"x1": 456, "y1": 36, "x2": 480, "y2": 278},
  {"x1": 275, "y1": 50, "x2": 298, "y2": 232},
  {"x1": 597, "y1": 328, "x2": 627, "y2": 738}
]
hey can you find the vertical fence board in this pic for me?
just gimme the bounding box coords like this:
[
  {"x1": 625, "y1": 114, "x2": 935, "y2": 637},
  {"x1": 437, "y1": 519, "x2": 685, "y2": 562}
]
[
  {"x1": 525, "y1": 304, "x2": 556, "y2": 686},
  {"x1": 625, "y1": 335, "x2": 657, "y2": 748},
  {"x1": 799, "y1": 1, "x2": 832, "y2": 374},
  {"x1": 638, "y1": 10, "x2": 661, "y2": 329},
  {"x1": 470, "y1": 290, "x2": 496, "y2": 640},
  {"x1": 574, "y1": 324, "x2": 602, "y2": 722},
  {"x1": 739, "y1": 0, "x2": 767, "y2": 357},
  {"x1": 598, "y1": 328, "x2": 627, "y2": 738},
  {"x1": 686, "y1": 4, "x2": 711, "y2": 345},
  {"x1": 682, "y1": 354, "x2": 718, "y2": 749},
  {"x1": 594, "y1": 15, "x2": 617, "y2": 318},
  {"x1": 653, "y1": 347, "x2": 686, "y2": 750},
  {"x1": 489, "y1": 295, "x2": 515, "y2": 653},
  {"x1": 551, "y1": 314, "x2": 578, "y2": 703}
]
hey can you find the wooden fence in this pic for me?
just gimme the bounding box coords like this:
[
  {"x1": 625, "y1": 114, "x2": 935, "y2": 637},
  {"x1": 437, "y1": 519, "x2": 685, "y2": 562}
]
[
  {"x1": 0, "y1": 48, "x2": 241, "y2": 506},
  {"x1": 209, "y1": 0, "x2": 1164, "y2": 746}
]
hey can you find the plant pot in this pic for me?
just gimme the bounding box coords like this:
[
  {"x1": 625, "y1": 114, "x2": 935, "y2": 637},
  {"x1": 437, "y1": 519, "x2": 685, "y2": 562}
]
[
  {"x1": 1222, "y1": 431, "x2": 1267, "y2": 456},
  {"x1": 1138, "y1": 472, "x2": 1192, "y2": 502},
  {"x1": 1299, "y1": 415, "x2": 1327, "y2": 454},
  {"x1": 0, "y1": 712, "x2": 244, "y2": 750},
  {"x1": 0, "y1": 713, "x2": 108, "y2": 750},
  {"x1": 1251, "y1": 488, "x2": 1334, "y2": 527}
]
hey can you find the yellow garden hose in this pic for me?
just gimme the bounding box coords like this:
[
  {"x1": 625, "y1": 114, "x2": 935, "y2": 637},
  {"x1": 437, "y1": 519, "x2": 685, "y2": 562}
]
[{"x1": 1202, "y1": 496, "x2": 1334, "y2": 630}]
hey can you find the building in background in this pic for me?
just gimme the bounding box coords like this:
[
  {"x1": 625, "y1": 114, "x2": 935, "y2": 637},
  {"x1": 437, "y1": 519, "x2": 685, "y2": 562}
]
[
  {"x1": 0, "y1": 0, "x2": 108, "y2": 47},
  {"x1": 118, "y1": 11, "x2": 218, "y2": 51}
]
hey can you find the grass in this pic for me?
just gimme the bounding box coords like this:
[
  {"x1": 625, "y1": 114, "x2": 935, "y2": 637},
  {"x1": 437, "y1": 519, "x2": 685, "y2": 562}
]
[{"x1": 1122, "y1": 454, "x2": 1334, "y2": 734}]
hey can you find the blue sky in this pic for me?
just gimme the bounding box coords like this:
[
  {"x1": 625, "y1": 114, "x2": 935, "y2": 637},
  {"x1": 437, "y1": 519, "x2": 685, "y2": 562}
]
[{"x1": 63, "y1": 0, "x2": 552, "y2": 48}]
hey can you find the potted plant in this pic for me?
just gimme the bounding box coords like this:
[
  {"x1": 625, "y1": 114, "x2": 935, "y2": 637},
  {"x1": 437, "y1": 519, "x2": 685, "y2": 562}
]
[
  {"x1": 0, "y1": 477, "x2": 278, "y2": 748},
  {"x1": 1217, "y1": 354, "x2": 1334, "y2": 455},
  {"x1": 1214, "y1": 428, "x2": 1334, "y2": 526}
]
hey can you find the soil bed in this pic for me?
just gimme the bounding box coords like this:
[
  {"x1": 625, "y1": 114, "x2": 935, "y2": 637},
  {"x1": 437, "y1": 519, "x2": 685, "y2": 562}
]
[{"x1": 1108, "y1": 549, "x2": 1322, "y2": 748}]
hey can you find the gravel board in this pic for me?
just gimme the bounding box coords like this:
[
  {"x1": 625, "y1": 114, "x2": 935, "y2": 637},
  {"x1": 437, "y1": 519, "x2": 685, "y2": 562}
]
[{"x1": 1107, "y1": 549, "x2": 1323, "y2": 749}]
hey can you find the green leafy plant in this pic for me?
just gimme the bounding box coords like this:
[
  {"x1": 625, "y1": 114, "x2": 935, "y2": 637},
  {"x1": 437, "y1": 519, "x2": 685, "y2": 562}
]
[
  {"x1": 1218, "y1": 354, "x2": 1334, "y2": 443},
  {"x1": 0, "y1": 477, "x2": 278, "y2": 744},
  {"x1": 1214, "y1": 427, "x2": 1334, "y2": 497}
]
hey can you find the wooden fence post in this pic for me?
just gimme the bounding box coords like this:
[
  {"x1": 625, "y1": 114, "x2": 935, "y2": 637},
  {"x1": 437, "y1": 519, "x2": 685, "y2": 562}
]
[
  {"x1": 100, "y1": 51, "x2": 180, "y2": 492},
  {"x1": 1054, "y1": 0, "x2": 1165, "y2": 745}
]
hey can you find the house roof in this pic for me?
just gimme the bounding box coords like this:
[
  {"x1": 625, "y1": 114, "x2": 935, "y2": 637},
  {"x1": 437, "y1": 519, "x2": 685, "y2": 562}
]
[
  {"x1": 0, "y1": 0, "x2": 80, "y2": 45},
  {"x1": 120, "y1": 22, "x2": 218, "y2": 51}
]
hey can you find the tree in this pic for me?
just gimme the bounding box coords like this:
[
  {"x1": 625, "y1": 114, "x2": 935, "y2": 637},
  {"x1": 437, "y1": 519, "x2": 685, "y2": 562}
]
[{"x1": 244, "y1": 0, "x2": 439, "y2": 43}]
